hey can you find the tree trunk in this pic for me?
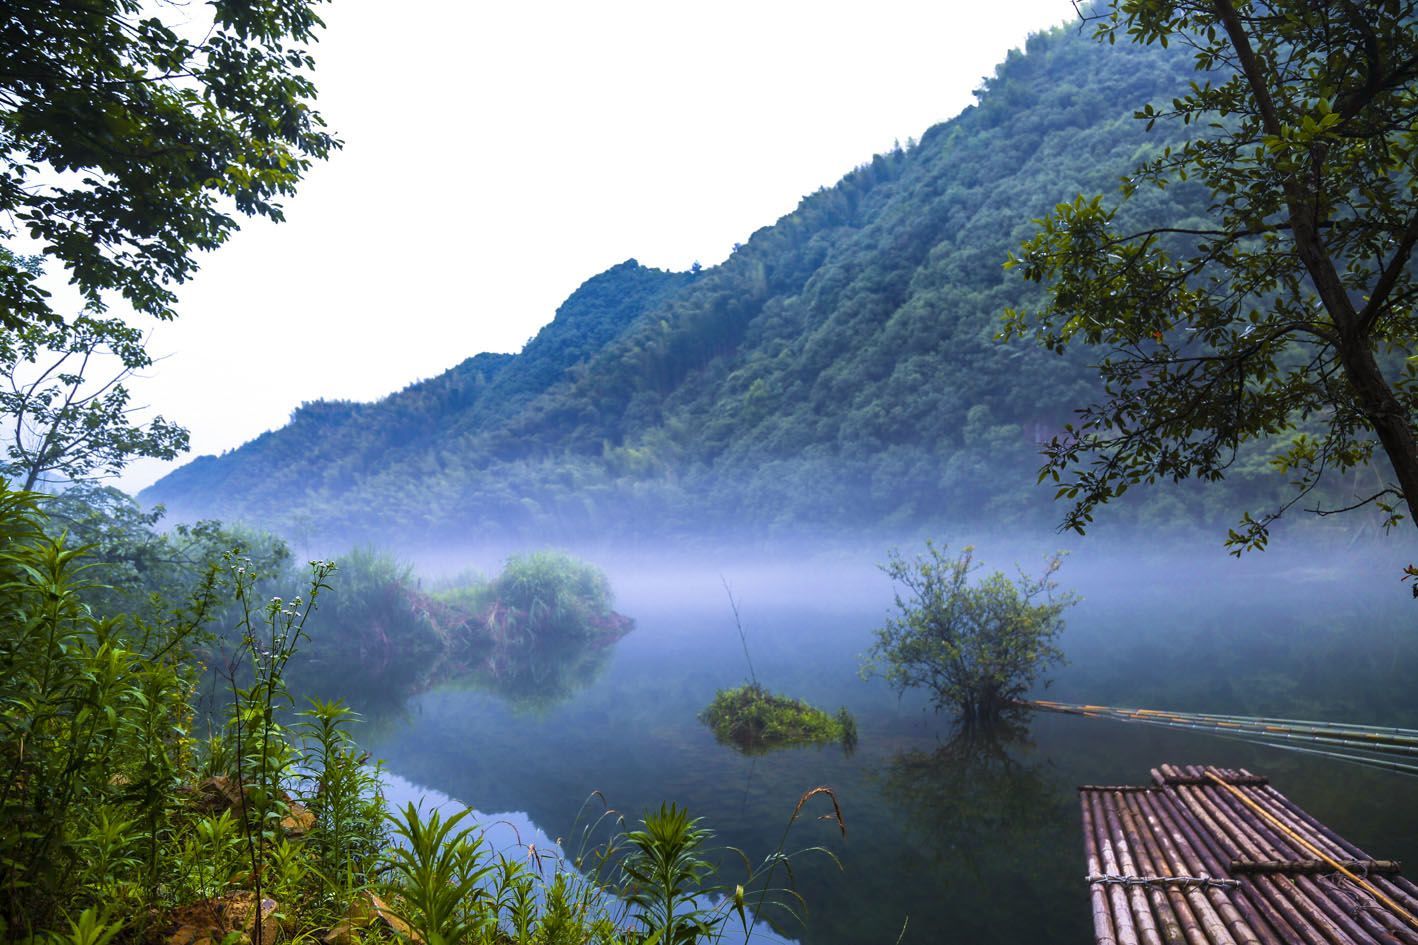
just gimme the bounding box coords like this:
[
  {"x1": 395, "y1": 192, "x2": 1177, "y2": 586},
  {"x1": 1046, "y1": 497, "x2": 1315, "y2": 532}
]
[
  {"x1": 1334, "y1": 340, "x2": 1418, "y2": 528},
  {"x1": 1212, "y1": 0, "x2": 1418, "y2": 529}
]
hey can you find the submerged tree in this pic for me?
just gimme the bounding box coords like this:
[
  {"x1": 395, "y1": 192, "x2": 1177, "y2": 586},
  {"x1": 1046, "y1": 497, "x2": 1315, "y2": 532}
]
[
  {"x1": 863, "y1": 543, "x2": 1076, "y2": 724},
  {"x1": 1003, "y1": 0, "x2": 1418, "y2": 551}
]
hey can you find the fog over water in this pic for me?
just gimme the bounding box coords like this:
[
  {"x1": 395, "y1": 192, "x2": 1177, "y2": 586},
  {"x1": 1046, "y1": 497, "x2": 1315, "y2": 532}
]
[{"x1": 326, "y1": 528, "x2": 1417, "y2": 944}]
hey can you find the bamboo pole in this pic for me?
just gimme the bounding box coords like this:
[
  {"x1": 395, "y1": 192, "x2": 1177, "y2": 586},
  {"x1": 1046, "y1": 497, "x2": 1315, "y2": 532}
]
[
  {"x1": 1243, "y1": 786, "x2": 1365, "y2": 866},
  {"x1": 1084, "y1": 792, "x2": 1122, "y2": 945},
  {"x1": 1216, "y1": 780, "x2": 1418, "y2": 945},
  {"x1": 1028, "y1": 702, "x2": 1418, "y2": 777},
  {"x1": 1231, "y1": 860, "x2": 1403, "y2": 876},
  {"x1": 1201, "y1": 781, "x2": 1383, "y2": 945},
  {"x1": 1092, "y1": 792, "x2": 1144, "y2": 945},
  {"x1": 1230, "y1": 771, "x2": 1418, "y2": 942},
  {"x1": 1028, "y1": 701, "x2": 1418, "y2": 747},
  {"x1": 1204, "y1": 770, "x2": 1418, "y2": 942},
  {"x1": 1140, "y1": 789, "x2": 1269, "y2": 945},
  {"x1": 1256, "y1": 783, "x2": 1374, "y2": 860},
  {"x1": 1160, "y1": 779, "x2": 1334, "y2": 945},
  {"x1": 1252, "y1": 783, "x2": 1418, "y2": 922},
  {"x1": 1119, "y1": 791, "x2": 1229, "y2": 945},
  {"x1": 1180, "y1": 779, "x2": 1370, "y2": 945},
  {"x1": 1105, "y1": 790, "x2": 1180, "y2": 945}
]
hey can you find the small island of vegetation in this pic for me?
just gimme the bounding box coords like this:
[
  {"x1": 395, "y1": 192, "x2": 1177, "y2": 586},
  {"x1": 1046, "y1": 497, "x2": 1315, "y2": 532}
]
[{"x1": 701, "y1": 683, "x2": 857, "y2": 754}]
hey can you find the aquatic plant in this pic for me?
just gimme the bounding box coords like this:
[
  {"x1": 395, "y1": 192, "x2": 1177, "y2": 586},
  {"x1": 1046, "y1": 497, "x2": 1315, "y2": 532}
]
[
  {"x1": 384, "y1": 805, "x2": 497, "y2": 943},
  {"x1": 863, "y1": 542, "x2": 1076, "y2": 724},
  {"x1": 702, "y1": 581, "x2": 855, "y2": 755},
  {"x1": 700, "y1": 683, "x2": 856, "y2": 754},
  {"x1": 613, "y1": 789, "x2": 846, "y2": 945}
]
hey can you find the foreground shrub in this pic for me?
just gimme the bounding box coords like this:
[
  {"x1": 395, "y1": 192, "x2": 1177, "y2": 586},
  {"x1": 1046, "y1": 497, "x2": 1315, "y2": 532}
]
[
  {"x1": 0, "y1": 488, "x2": 837, "y2": 944},
  {"x1": 0, "y1": 486, "x2": 212, "y2": 932},
  {"x1": 863, "y1": 542, "x2": 1076, "y2": 724}
]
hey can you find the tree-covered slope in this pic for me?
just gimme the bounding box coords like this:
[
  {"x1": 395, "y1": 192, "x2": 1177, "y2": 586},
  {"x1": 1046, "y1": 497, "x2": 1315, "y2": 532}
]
[{"x1": 144, "y1": 23, "x2": 1244, "y2": 544}]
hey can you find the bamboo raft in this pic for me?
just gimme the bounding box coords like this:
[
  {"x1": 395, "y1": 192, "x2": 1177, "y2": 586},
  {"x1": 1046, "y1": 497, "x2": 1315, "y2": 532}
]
[{"x1": 1080, "y1": 764, "x2": 1418, "y2": 945}]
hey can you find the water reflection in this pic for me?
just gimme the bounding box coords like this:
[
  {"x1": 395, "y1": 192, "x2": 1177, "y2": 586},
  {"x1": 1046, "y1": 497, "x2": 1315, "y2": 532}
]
[
  {"x1": 291, "y1": 608, "x2": 633, "y2": 719},
  {"x1": 379, "y1": 770, "x2": 802, "y2": 945},
  {"x1": 879, "y1": 712, "x2": 1067, "y2": 876},
  {"x1": 454, "y1": 623, "x2": 628, "y2": 714},
  {"x1": 353, "y1": 544, "x2": 1418, "y2": 945}
]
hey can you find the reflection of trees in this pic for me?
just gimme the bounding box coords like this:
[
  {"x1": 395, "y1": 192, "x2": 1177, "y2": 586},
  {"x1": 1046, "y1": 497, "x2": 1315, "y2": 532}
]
[
  {"x1": 462, "y1": 630, "x2": 624, "y2": 713},
  {"x1": 880, "y1": 713, "x2": 1065, "y2": 874}
]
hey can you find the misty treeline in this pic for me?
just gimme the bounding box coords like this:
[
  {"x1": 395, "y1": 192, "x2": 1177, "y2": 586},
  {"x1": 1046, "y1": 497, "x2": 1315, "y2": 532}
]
[{"x1": 140, "y1": 22, "x2": 1388, "y2": 549}]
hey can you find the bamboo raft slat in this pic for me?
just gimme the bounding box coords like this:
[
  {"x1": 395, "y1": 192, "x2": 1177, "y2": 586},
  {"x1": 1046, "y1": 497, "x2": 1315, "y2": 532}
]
[{"x1": 1080, "y1": 764, "x2": 1418, "y2": 945}]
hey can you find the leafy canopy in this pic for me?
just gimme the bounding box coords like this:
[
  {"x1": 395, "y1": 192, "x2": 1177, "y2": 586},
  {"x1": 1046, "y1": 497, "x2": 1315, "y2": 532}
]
[
  {"x1": 1003, "y1": 0, "x2": 1418, "y2": 550},
  {"x1": 0, "y1": 0, "x2": 338, "y2": 330}
]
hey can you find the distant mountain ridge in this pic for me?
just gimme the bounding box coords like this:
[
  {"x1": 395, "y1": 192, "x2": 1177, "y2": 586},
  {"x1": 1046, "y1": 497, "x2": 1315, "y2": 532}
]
[{"x1": 144, "y1": 23, "x2": 1255, "y2": 545}]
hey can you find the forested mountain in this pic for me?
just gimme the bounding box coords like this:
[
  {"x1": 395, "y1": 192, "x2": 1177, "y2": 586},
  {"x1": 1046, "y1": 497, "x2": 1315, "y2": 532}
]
[{"x1": 144, "y1": 23, "x2": 1274, "y2": 546}]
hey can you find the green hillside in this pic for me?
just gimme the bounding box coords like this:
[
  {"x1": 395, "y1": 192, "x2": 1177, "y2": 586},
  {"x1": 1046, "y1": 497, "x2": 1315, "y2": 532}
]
[{"x1": 144, "y1": 23, "x2": 1254, "y2": 545}]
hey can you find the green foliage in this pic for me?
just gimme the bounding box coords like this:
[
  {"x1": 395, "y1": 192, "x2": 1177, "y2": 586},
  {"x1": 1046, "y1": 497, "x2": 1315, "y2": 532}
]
[
  {"x1": 384, "y1": 805, "x2": 497, "y2": 945},
  {"x1": 382, "y1": 803, "x2": 643, "y2": 945},
  {"x1": 864, "y1": 542, "x2": 1076, "y2": 724},
  {"x1": 0, "y1": 0, "x2": 338, "y2": 331},
  {"x1": 619, "y1": 804, "x2": 717, "y2": 945},
  {"x1": 1, "y1": 486, "x2": 837, "y2": 945},
  {"x1": 0, "y1": 317, "x2": 188, "y2": 492},
  {"x1": 699, "y1": 684, "x2": 856, "y2": 754},
  {"x1": 295, "y1": 548, "x2": 445, "y2": 702},
  {"x1": 218, "y1": 555, "x2": 335, "y2": 944},
  {"x1": 484, "y1": 551, "x2": 619, "y2": 644},
  {"x1": 297, "y1": 700, "x2": 387, "y2": 896},
  {"x1": 44, "y1": 484, "x2": 290, "y2": 625},
  {"x1": 0, "y1": 485, "x2": 211, "y2": 931},
  {"x1": 0, "y1": 484, "x2": 392, "y2": 940},
  {"x1": 1002, "y1": 0, "x2": 1418, "y2": 550}
]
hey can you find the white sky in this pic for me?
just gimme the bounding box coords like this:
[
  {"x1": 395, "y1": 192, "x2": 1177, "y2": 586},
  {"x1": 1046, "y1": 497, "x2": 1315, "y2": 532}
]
[{"x1": 91, "y1": 0, "x2": 1079, "y2": 493}]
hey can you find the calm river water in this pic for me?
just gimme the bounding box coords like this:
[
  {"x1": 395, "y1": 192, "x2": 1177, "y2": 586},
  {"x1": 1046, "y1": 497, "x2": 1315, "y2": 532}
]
[{"x1": 354, "y1": 538, "x2": 1418, "y2": 945}]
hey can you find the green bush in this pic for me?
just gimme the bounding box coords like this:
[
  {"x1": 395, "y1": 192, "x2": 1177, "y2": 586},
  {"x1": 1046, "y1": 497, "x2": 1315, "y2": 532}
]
[
  {"x1": 700, "y1": 684, "x2": 856, "y2": 753},
  {"x1": 0, "y1": 487, "x2": 837, "y2": 944},
  {"x1": 863, "y1": 542, "x2": 1077, "y2": 724},
  {"x1": 484, "y1": 550, "x2": 619, "y2": 644},
  {"x1": 295, "y1": 548, "x2": 446, "y2": 702},
  {"x1": 0, "y1": 486, "x2": 209, "y2": 931},
  {"x1": 0, "y1": 487, "x2": 388, "y2": 940}
]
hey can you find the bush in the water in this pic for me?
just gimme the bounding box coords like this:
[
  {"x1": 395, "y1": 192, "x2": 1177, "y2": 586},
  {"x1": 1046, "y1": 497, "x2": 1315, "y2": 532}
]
[
  {"x1": 700, "y1": 683, "x2": 856, "y2": 753},
  {"x1": 296, "y1": 547, "x2": 446, "y2": 698},
  {"x1": 864, "y1": 542, "x2": 1076, "y2": 724},
  {"x1": 482, "y1": 550, "x2": 621, "y2": 644}
]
